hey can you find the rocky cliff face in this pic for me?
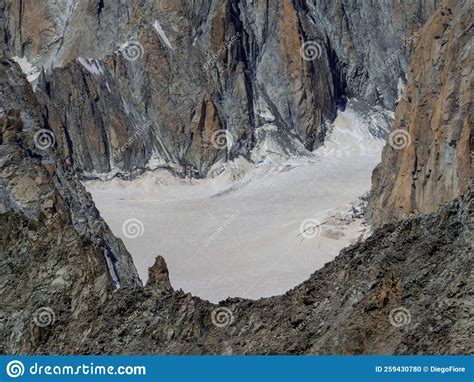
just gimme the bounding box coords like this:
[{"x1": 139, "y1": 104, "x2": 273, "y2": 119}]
[
  {"x1": 367, "y1": 0, "x2": 472, "y2": 227},
  {"x1": 2, "y1": 0, "x2": 440, "y2": 177},
  {"x1": 0, "y1": 0, "x2": 472, "y2": 356},
  {"x1": 0, "y1": 56, "x2": 140, "y2": 293}
]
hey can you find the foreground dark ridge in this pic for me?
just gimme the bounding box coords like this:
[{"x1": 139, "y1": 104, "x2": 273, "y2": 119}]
[
  {"x1": 68, "y1": 193, "x2": 474, "y2": 355},
  {"x1": 1, "y1": 185, "x2": 472, "y2": 354}
]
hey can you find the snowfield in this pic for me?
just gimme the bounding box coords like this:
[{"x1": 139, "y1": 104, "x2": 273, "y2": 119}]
[{"x1": 86, "y1": 100, "x2": 392, "y2": 302}]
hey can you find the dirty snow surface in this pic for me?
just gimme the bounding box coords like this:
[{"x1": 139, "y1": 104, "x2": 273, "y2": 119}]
[{"x1": 86, "y1": 101, "x2": 392, "y2": 302}]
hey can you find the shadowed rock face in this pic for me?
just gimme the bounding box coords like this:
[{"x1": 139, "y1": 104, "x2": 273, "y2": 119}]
[
  {"x1": 367, "y1": 0, "x2": 472, "y2": 227},
  {"x1": 2, "y1": 0, "x2": 439, "y2": 177},
  {"x1": 0, "y1": 0, "x2": 472, "y2": 356}
]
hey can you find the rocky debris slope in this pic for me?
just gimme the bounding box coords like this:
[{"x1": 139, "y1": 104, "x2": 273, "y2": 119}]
[
  {"x1": 89, "y1": 192, "x2": 473, "y2": 355},
  {"x1": 1, "y1": 185, "x2": 472, "y2": 354},
  {"x1": 1, "y1": 0, "x2": 439, "y2": 177},
  {"x1": 368, "y1": 0, "x2": 473, "y2": 227}
]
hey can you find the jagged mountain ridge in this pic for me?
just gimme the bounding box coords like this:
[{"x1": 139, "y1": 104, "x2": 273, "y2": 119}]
[{"x1": 2, "y1": 0, "x2": 439, "y2": 177}]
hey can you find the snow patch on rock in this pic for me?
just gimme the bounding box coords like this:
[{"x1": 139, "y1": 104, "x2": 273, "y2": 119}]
[
  {"x1": 11, "y1": 56, "x2": 41, "y2": 85},
  {"x1": 153, "y1": 20, "x2": 174, "y2": 50},
  {"x1": 77, "y1": 57, "x2": 104, "y2": 76}
]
